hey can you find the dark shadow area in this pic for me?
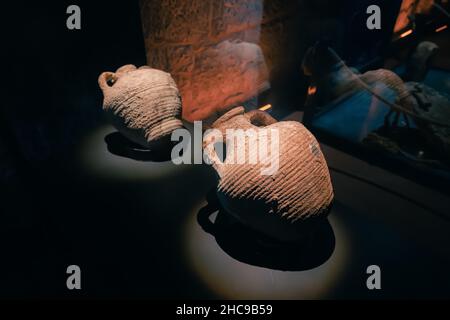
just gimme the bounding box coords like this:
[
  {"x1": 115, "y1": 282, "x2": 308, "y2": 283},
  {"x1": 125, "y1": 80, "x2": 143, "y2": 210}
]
[
  {"x1": 197, "y1": 190, "x2": 335, "y2": 271},
  {"x1": 104, "y1": 132, "x2": 181, "y2": 162}
]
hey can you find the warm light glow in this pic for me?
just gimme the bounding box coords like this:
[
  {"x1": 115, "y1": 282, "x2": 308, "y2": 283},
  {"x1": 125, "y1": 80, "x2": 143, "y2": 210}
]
[
  {"x1": 308, "y1": 86, "x2": 317, "y2": 95},
  {"x1": 394, "y1": 0, "x2": 416, "y2": 33},
  {"x1": 400, "y1": 29, "x2": 413, "y2": 38},
  {"x1": 435, "y1": 25, "x2": 448, "y2": 32},
  {"x1": 259, "y1": 104, "x2": 272, "y2": 111}
]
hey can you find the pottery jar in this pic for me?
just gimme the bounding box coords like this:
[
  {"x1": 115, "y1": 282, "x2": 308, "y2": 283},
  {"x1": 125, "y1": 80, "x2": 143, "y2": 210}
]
[
  {"x1": 203, "y1": 107, "x2": 334, "y2": 242},
  {"x1": 98, "y1": 64, "x2": 183, "y2": 148}
]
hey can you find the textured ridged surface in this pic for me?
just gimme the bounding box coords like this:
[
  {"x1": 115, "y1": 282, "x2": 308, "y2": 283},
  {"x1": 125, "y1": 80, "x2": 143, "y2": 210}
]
[
  {"x1": 204, "y1": 107, "x2": 334, "y2": 222},
  {"x1": 98, "y1": 65, "x2": 183, "y2": 147}
]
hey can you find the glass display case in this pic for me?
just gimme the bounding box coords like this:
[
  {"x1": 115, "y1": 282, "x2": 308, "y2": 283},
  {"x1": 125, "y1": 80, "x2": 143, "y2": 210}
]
[{"x1": 302, "y1": 0, "x2": 450, "y2": 193}]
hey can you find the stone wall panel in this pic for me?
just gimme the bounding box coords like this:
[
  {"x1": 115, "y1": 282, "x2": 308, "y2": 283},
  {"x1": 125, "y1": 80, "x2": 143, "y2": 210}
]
[{"x1": 140, "y1": 0, "x2": 292, "y2": 121}]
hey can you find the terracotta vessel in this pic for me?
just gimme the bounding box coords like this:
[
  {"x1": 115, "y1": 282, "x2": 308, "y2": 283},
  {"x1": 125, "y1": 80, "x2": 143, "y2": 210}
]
[
  {"x1": 203, "y1": 107, "x2": 334, "y2": 242},
  {"x1": 98, "y1": 64, "x2": 183, "y2": 148}
]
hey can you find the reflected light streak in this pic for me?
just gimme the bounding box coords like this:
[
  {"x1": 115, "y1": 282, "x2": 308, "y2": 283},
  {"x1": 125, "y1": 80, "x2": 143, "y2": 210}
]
[
  {"x1": 400, "y1": 29, "x2": 413, "y2": 38},
  {"x1": 435, "y1": 25, "x2": 448, "y2": 32},
  {"x1": 183, "y1": 201, "x2": 351, "y2": 299},
  {"x1": 259, "y1": 104, "x2": 272, "y2": 112}
]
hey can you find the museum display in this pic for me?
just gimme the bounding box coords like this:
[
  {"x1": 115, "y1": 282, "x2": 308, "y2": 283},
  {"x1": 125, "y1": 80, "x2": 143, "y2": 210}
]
[{"x1": 3, "y1": 0, "x2": 450, "y2": 303}]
